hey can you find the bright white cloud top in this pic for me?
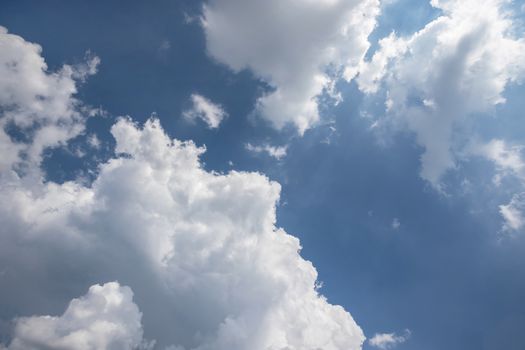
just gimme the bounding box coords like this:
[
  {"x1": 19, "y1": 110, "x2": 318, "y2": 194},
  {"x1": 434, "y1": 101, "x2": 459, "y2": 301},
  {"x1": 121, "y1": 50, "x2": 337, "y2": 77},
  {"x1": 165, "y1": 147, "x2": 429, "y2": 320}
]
[
  {"x1": 202, "y1": 0, "x2": 381, "y2": 134},
  {"x1": 3, "y1": 282, "x2": 147, "y2": 350},
  {"x1": 0, "y1": 27, "x2": 365, "y2": 350},
  {"x1": 183, "y1": 93, "x2": 228, "y2": 129}
]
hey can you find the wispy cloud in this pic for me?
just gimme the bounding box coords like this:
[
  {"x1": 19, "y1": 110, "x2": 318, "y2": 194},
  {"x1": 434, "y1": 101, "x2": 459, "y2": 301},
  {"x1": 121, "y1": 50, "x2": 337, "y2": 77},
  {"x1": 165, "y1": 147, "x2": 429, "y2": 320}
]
[
  {"x1": 391, "y1": 218, "x2": 401, "y2": 230},
  {"x1": 245, "y1": 142, "x2": 288, "y2": 160},
  {"x1": 183, "y1": 93, "x2": 227, "y2": 129}
]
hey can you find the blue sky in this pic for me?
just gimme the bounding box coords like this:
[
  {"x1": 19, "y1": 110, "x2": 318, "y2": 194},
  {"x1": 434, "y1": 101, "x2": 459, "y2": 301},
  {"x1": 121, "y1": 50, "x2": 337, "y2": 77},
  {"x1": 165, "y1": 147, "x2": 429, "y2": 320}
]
[{"x1": 1, "y1": 1, "x2": 525, "y2": 349}]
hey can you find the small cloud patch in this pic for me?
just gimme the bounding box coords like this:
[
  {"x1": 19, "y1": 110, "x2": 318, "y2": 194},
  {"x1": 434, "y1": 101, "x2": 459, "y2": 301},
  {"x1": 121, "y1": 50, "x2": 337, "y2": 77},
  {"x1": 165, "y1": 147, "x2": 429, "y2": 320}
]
[
  {"x1": 183, "y1": 94, "x2": 227, "y2": 129},
  {"x1": 245, "y1": 143, "x2": 288, "y2": 160},
  {"x1": 369, "y1": 329, "x2": 411, "y2": 349},
  {"x1": 391, "y1": 218, "x2": 401, "y2": 230}
]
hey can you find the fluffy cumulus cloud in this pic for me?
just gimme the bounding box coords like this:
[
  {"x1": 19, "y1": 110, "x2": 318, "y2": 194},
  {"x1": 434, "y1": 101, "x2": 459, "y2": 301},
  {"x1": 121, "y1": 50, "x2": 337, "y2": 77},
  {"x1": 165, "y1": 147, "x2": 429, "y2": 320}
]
[
  {"x1": 0, "y1": 28, "x2": 365, "y2": 350},
  {"x1": 0, "y1": 26, "x2": 99, "y2": 172},
  {"x1": 368, "y1": 329, "x2": 410, "y2": 349},
  {"x1": 357, "y1": 0, "x2": 525, "y2": 188},
  {"x1": 183, "y1": 93, "x2": 228, "y2": 129},
  {"x1": 3, "y1": 282, "x2": 147, "y2": 350},
  {"x1": 202, "y1": 0, "x2": 380, "y2": 134}
]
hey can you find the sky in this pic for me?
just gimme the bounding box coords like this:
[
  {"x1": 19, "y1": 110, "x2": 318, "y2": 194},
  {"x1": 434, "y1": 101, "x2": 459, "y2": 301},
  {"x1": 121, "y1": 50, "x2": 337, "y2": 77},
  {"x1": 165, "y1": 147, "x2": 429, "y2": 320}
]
[{"x1": 0, "y1": 0, "x2": 525, "y2": 349}]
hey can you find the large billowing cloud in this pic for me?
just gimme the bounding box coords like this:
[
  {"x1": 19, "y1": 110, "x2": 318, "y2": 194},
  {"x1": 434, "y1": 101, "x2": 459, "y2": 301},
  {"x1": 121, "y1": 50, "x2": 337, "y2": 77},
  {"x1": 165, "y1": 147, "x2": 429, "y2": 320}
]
[
  {"x1": 202, "y1": 0, "x2": 380, "y2": 134},
  {"x1": 357, "y1": 0, "x2": 525, "y2": 188},
  {"x1": 0, "y1": 27, "x2": 365, "y2": 349},
  {"x1": 3, "y1": 282, "x2": 148, "y2": 350}
]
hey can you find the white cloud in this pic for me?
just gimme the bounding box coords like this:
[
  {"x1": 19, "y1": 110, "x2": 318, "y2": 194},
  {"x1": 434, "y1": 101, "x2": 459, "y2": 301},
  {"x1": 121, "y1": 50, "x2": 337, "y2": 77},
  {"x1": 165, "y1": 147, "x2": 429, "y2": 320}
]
[
  {"x1": 357, "y1": 32, "x2": 407, "y2": 95},
  {"x1": 0, "y1": 26, "x2": 99, "y2": 172},
  {"x1": 358, "y1": 0, "x2": 525, "y2": 188},
  {"x1": 87, "y1": 133, "x2": 102, "y2": 149},
  {"x1": 183, "y1": 93, "x2": 227, "y2": 129},
  {"x1": 472, "y1": 139, "x2": 525, "y2": 185},
  {"x1": 469, "y1": 140, "x2": 525, "y2": 232},
  {"x1": 4, "y1": 282, "x2": 148, "y2": 350},
  {"x1": 0, "y1": 117, "x2": 365, "y2": 349},
  {"x1": 500, "y1": 193, "x2": 525, "y2": 232},
  {"x1": 202, "y1": 0, "x2": 381, "y2": 134},
  {"x1": 369, "y1": 329, "x2": 411, "y2": 349},
  {"x1": 0, "y1": 29, "x2": 365, "y2": 349},
  {"x1": 245, "y1": 142, "x2": 288, "y2": 160}
]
